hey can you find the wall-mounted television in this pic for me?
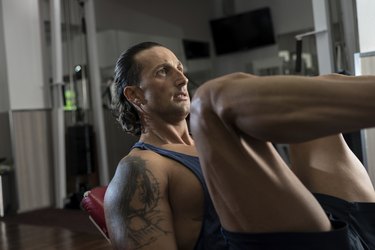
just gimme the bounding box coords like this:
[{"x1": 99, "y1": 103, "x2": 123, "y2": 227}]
[
  {"x1": 183, "y1": 39, "x2": 210, "y2": 59},
  {"x1": 210, "y1": 7, "x2": 276, "y2": 55}
]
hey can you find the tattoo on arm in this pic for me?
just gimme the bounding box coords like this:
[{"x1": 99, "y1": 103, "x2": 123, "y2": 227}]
[{"x1": 122, "y1": 156, "x2": 171, "y2": 248}]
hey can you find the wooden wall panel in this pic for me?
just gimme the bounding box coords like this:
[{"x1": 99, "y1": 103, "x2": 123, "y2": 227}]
[{"x1": 11, "y1": 110, "x2": 53, "y2": 212}]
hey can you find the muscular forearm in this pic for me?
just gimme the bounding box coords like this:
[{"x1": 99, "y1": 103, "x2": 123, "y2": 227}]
[{"x1": 193, "y1": 73, "x2": 375, "y2": 143}]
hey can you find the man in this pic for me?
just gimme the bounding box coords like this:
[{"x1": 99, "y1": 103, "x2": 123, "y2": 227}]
[
  {"x1": 104, "y1": 41, "x2": 375, "y2": 249},
  {"x1": 105, "y1": 41, "x2": 225, "y2": 250}
]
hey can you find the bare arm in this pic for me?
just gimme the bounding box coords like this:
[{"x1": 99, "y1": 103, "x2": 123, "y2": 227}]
[
  {"x1": 191, "y1": 72, "x2": 375, "y2": 143},
  {"x1": 104, "y1": 155, "x2": 177, "y2": 250}
]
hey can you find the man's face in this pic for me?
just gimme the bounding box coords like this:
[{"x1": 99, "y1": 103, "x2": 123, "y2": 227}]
[{"x1": 135, "y1": 46, "x2": 190, "y2": 123}]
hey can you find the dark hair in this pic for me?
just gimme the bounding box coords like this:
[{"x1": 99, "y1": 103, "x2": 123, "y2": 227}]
[{"x1": 111, "y1": 41, "x2": 164, "y2": 136}]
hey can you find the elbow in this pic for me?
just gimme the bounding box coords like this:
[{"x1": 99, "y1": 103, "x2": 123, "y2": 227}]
[
  {"x1": 105, "y1": 213, "x2": 130, "y2": 250},
  {"x1": 104, "y1": 187, "x2": 129, "y2": 250}
]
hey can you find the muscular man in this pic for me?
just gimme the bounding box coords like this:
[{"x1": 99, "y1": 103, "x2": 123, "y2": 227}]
[
  {"x1": 104, "y1": 41, "x2": 375, "y2": 249},
  {"x1": 105, "y1": 42, "x2": 225, "y2": 250}
]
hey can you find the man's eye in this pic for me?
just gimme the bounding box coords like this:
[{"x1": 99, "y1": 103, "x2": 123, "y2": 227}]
[{"x1": 157, "y1": 68, "x2": 167, "y2": 76}]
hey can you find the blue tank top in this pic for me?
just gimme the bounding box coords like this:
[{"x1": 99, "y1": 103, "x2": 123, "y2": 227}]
[{"x1": 132, "y1": 142, "x2": 227, "y2": 250}]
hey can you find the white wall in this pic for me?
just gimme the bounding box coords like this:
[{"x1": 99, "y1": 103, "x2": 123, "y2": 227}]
[
  {"x1": 355, "y1": 0, "x2": 375, "y2": 185},
  {"x1": 2, "y1": 0, "x2": 48, "y2": 110},
  {"x1": 355, "y1": 54, "x2": 375, "y2": 185},
  {"x1": 356, "y1": 0, "x2": 375, "y2": 53}
]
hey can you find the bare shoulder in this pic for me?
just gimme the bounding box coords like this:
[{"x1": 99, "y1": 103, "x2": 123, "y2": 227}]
[
  {"x1": 104, "y1": 151, "x2": 177, "y2": 249},
  {"x1": 111, "y1": 149, "x2": 170, "y2": 180},
  {"x1": 105, "y1": 150, "x2": 170, "y2": 212}
]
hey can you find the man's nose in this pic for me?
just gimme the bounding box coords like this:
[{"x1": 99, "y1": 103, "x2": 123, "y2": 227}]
[{"x1": 174, "y1": 70, "x2": 188, "y2": 87}]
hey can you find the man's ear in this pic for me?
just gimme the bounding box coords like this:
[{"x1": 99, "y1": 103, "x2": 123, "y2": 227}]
[{"x1": 124, "y1": 86, "x2": 142, "y2": 106}]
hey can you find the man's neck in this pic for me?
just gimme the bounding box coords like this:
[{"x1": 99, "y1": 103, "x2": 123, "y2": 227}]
[{"x1": 139, "y1": 120, "x2": 194, "y2": 146}]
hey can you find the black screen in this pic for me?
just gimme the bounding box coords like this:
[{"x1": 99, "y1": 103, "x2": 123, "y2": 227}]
[
  {"x1": 210, "y1": 7, "x2": 276, "y2": 55},
  {"x1": 183, "y1": 40, "x2": 210, "y2": 59}
]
